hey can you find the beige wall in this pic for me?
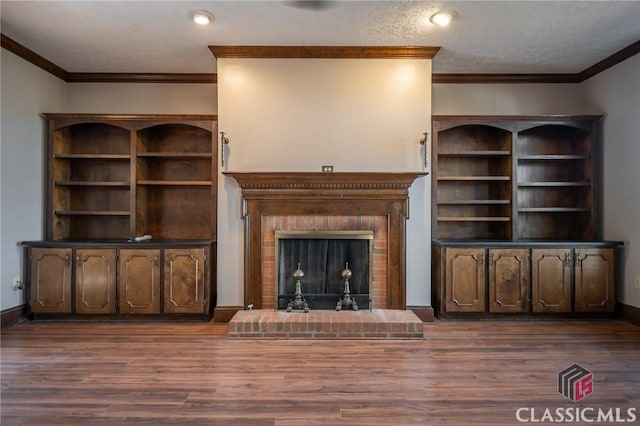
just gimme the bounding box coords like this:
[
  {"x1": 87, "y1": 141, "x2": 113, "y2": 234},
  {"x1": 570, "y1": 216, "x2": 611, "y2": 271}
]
[
  {"x1": 1, "y1": 50, "x2": 67, "y2": 311},
  {"x1": 66, "y1": 83, "x2": 217, "y2": 114},
  {"x1": 582, "y1": 54, "x2": 640, "y2": 308},
  {"x1": 217, "y1": 58, "x2": 432, "y2": 307},
  {"x1": 433, "y1": 83, "x2": 591, "y2": 115}
]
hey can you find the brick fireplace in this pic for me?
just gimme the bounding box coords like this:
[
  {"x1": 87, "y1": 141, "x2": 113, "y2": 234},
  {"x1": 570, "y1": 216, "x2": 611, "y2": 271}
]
[{"x1": 223, "y1": 172, "x2": 426, "y2": 311}]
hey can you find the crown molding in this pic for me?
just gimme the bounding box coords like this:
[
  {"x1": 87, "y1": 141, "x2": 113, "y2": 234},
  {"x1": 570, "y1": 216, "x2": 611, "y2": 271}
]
[
  {"x1": 1, "y1": 33, "x2": 68, "y2": 80},
  {"x1": 66, "y1": 73, "x2": 217, "y2": 84},
  {"x1": 431, "y1": 73, "x2": 581, "y2": 84},
  {"x1": 578, "y1": 40, "x2": 640, "y2": 82},
  {"x1": 2, "y1": 33, "x2": 638, "y2": 84},
  {"x1": 209, "y1": 45, "x2": 441, "y2": 59}
]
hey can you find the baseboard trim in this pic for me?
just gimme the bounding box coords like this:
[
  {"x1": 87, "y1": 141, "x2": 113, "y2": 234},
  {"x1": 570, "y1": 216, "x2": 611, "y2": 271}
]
[
  {"x1": 408, "y1": 306, "x2": 435, "y2": 323},
  {"x1": 616, "y1": 303, "x2": 640, "y2": 326},
  {"x1": 213, "y1": 305, "x2": 244, "y2": 323},
  {"x1": 1, "y1": 304, "x2": 28, "y2": 328}
]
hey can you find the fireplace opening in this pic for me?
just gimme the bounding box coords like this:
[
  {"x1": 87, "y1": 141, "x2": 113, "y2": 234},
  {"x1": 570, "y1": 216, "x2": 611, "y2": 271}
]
[{"x1": 276, "y1": 230, "x2": 373, "y2": 310}]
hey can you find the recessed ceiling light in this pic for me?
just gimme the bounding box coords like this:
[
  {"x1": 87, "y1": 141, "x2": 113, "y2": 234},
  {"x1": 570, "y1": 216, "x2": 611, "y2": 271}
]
[
  {"x1": 430, "y1": 10, "x2": 456, "y2": 27},
  {"x1": 190, "y1": 10, "x2": 214, "y2": 25}
]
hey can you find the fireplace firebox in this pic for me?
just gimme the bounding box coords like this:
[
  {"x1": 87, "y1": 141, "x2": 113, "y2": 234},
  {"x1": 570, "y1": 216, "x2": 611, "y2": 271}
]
[{"x1": 276, "y1": 231, "x2": 373, "y2": 311}]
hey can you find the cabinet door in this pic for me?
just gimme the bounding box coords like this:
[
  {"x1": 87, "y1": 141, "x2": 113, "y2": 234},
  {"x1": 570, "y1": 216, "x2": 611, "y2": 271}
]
[
  {"x1": 575, "y1": 248, "x2": 615, "y2": 312},
  {"x1": 489, "y1": 248, "x2": 530, "y2": 313},
  {"x1": 118, "y1": 249, "x2": 161, "y2": 314},
  {"x1": 445, "y1": 248, "x2": 485, "y2": 313},
  {"x1": 75, "y1": 249, "x2": 116, "y2": 314},
  {"x1": 30, "y1": 248, "x2": 72, "y2": 313},
  {"x1": 532, "y1": 248, "x2": 571, "y2": 313},
  {"x1": 163, "y1": 248, "x2": 207, "y2": 314}
]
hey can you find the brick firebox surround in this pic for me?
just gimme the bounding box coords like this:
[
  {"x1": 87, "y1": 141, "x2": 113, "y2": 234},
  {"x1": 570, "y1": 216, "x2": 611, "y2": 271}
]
[
  {"x1": 223, "y1": 172, "x2": 427, "y2": 311},
  {"x1": 262, "y1": 215, "x2": 388, "y2": 309}
]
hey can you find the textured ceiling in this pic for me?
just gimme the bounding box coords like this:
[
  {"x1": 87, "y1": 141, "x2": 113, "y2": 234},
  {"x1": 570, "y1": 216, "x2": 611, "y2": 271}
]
[{"x1": 1, "y1": 1, "x2": 639, "y2": 74}]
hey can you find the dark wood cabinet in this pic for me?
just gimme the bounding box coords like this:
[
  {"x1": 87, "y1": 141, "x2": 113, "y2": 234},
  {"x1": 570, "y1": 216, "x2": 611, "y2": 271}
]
[
  {"x1": 444, "y1": 248, "x2": 485, "y2": 313},
  {"x1": 118, "y1": 249, "x2": 161, "y2": 315},
  {"x1": 531, "y1": 248, "x2": 572, "y2": 313},
  {"x1": 163, "y1": 248, "x2": 208, "y2": 314},
  {"x1": 29, "y1": 248, "x2": 72, "y2": 314},
  {"x1": 432, "y1": 116, "x2": 620, "y2": 319},
  {"x1": 489, "y1": 248, "x2": 529, "y2": 313},
  {"x1": 574, "y1": 248, "x2": 615, "y2": 312},
  {"x1": 75, "y1": 249, "x2": 116, "y2": 314},
  {"x1": 24, "y1": 243, "x2": 213, "y2": 317},
  {"x1": 24, "y1": 114, "x2": 217, "y2": 320},
  {"x1": 434, "y1": 242, "x2": 618, "y2": 318}
]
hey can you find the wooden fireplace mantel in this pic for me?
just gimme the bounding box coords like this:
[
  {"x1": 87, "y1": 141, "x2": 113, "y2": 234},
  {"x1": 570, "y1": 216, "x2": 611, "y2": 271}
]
[
  {"x1": 223, "y1": 171, "x2": 427, "y2": 310},
  {"x1": 222, "y1": 171, "x2": 427, "y2": 190}
]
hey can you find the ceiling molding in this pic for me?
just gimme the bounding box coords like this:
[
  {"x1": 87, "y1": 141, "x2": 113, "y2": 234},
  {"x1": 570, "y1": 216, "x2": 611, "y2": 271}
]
[
  {"x1": 578, "y1": 40, "x2": 640, "y2": 82},
  {"x1": 2, "y1": 33, "x2": 638, "y2": 85},
  {"x1": 432, "y1": 73, "x2": 581, "y2": 84},
  {"x1": 66, "y1": 73, "x2": 217, "y2": 84},
  {"x1": 1, "y1": 33, "x2": 68, "y2": 81},
  {"x1": 208, "y1": 45, "x2": 441, "y2": 59}
]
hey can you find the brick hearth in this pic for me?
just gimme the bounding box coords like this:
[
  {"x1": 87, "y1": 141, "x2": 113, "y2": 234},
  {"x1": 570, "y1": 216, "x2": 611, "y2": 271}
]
[{"x1": 228, "y1": 309, "x2": 424, "y2": 339}]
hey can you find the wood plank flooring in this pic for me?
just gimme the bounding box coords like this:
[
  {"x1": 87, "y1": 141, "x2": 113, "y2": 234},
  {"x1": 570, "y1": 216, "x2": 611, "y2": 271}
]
[{"x1": 1, "y1": 320, "x2": 639, "y2": 425}]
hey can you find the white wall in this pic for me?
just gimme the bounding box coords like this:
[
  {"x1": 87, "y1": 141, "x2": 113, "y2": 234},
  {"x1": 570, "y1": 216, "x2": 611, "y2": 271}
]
[
  {"x1": 217, "y1": 58, "x2": 432, "y2": 307},
  {"x1": 1, "y1": 49, "x2": 67, "y2": 311},
  {"x1": 582, "y1": 54, "x2": 640, "y2": 308}
]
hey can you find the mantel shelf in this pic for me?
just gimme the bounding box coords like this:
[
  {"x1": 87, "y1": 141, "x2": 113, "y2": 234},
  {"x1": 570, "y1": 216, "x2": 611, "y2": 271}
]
[{"x1": 223, "y1": 171, "x2": 427, "y2": 190}]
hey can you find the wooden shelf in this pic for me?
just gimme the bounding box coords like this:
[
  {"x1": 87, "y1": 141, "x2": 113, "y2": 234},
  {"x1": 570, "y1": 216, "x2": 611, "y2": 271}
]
[
  {"x1": 137, "y1": 180, "x2": 212, "y2": 186},
  {"x1": 438, "y1": 176, "x2": 510, "y2": 181},
  {"x1": 55, "y1": 210, "x2": 130, "y2": 216},
  {"x1": 55, "y1": 154, "x2": 131, "y2": 160},
  {"x1": 137, "y1": 153, "x2": 212, "y2": 158},
  {"x1": 518, "y1": 182, "x2": 590, "y2": 187},
  {"x1": 438, "y1": 217, "x2": 511, "y2": 222},
  {"x1": 518, "y1": 207, "x2": 591, "y2": 212},
  {"x1": 55, "y1": 181, "x2": 130, "y2": 187},
  {"x1": 518, "y1": 155, "x2": 589, "y2": 161},
  {"x1": 439, "y1": 151, "x2": 510, "y2": 157},
  {"x1": 438, "y1": 199, "x2": 510, "y2": 205}
]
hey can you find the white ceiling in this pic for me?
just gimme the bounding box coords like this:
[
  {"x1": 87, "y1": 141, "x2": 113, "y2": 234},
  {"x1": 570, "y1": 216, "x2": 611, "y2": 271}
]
[{"x1": 1, "y1": 1, "x2": 639, "y2": 74}]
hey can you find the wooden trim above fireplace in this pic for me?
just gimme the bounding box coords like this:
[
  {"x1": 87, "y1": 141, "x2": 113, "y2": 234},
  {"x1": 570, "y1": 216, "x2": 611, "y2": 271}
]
[{"x1": 223, "y1": 171, "x2": 427, "y2": 311}]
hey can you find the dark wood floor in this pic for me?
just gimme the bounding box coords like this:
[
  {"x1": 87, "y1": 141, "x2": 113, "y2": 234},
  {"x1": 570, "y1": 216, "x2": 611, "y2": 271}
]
[{"x1": 1, "y1": 319, "x2": 639, "y2": 425}]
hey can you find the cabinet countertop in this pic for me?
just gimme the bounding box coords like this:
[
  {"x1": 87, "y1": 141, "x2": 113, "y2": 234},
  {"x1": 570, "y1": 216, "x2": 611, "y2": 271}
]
[
  {"x1": 432, "y1": 239, "x2": 623, "y2": 248},
  {"x1": 20, "y1": 240, "x2": 216, "y2": 248}
]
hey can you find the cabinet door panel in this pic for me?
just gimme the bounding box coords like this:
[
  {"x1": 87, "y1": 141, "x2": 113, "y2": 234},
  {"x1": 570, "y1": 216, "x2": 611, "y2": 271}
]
[
  {"x1": 118, "y1": 249, "x2": 161, "y2": 314},
  {"x1": 489, "y1": 249, "x2": 529, "y2": 313},
  {"x1": 532, "y1": 248, "x2": 571, "y2": 313},
  {"x1": 575, "y1": 248, "x2": 614, "y2": 312},
  {"x1": 445, "y1": 248, "x2": 485, "y2": 313},
  {"x1": 30, "y1": 248, "x2": 72, "y2": 313},
  {"x1": 163, "y1": 248, "x2": 206, "y2": 314},
  {"x1": 75, "y1": 249, "x2": 116, "y2": 314}
]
